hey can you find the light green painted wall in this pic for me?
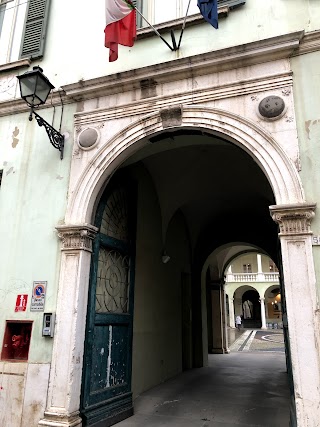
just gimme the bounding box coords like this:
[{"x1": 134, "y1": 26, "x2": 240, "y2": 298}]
[
  {"x1": 291, "y1": 50, "x2": 320, "y2": 294},
  {"x1": 226, "y1": 282, "x2": 279, "y2": 299},
  {"x1": 0, "y1": 104, "x2": 76, "y2": 363},
  {"x1": 230, "y1": 253, "x2": 274, "y2": 273}
]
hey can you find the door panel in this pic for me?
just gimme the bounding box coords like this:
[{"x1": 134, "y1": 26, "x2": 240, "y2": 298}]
[{"x1": 81, "y1": 178, "x2": 136, "y2": 426}]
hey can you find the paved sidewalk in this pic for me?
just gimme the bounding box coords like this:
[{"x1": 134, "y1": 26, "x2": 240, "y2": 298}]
[{"x1": 115, "y1": 352, "x2": 290, "y2": 426}]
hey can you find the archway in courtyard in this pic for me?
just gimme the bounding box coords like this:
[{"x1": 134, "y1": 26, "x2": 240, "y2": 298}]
[
  {"x1": 45, "y1": 108, "x2": 320, "y2": 427},
  {"x1": 242, "y1": 289, "x2": 262, "y2": 328},
  {"x1": 265, "y1": 284, "x2": 283, "y2": 328}
]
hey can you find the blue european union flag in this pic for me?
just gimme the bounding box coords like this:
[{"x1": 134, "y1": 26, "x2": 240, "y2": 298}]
[{"x1": 197, "y1": 0, "x2": 218, "y2": 29}]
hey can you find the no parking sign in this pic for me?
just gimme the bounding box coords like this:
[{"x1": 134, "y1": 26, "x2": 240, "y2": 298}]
[{"x1": 30, "y1": 281, "x2": 47, "y2": 312}]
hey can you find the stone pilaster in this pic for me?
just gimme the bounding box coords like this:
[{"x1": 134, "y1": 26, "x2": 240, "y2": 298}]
[
  {"x1": 228, "y1": 297, "x2": 235, "y2": 328},
  {"x1": 270, "y1": 203, "x2": 320, "y2": 427},
  {"x1": 259, "y1": 297, "x2": 267, "y2": 329},
  {"x1": 39, "y1": 224, "x2": 98, "y2": 427},
  {"x1": 220, "y1": 284, "x2": 229, "y2": 353}
]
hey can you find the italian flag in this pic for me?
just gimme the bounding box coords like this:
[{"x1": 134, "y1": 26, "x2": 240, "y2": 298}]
[{"x1": 105, "y1": 0, "x2": 137, "y2": 62}]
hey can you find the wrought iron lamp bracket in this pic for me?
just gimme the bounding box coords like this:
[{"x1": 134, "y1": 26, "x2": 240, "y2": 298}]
[{"x1": 29, "y1": 109, "x2": 64, "y2": 160}]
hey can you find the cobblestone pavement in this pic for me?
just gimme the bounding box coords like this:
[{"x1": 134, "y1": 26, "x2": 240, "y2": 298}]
[{"x1": 229, "y1": 329, "x2": 285, "y2": 353}]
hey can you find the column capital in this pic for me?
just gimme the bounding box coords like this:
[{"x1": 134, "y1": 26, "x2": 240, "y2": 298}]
[
  {"x1": 56, "y1": 224, "x2": 98, "y2": 252},
  {"x1": 260, "y1": 297, "x2": 265, "y2": 302},
  {"x1": 270, "y1": 203, "x2": 316, "y2": 236}
]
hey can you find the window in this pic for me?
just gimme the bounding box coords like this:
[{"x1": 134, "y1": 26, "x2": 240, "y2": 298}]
[
  {"x1": 269, "y1": 262, "x2": 278, "y2": 273},
  {"x1": 0, "y1": 1, "x2": 10, "y2": 37},
  {"x1": 0, "y1": 0, "x2": 26, "y2": 64},
  {"x1": 151, "y1": 0, "x2": 245, "y2": 26},
  {"x1": 218, "y1": 0, "x2": 245, "y2": 8},
  {"x1": 0, "y1": 0, "x2": 50, "y2": 65},
  {"x1": 242, "y1": 264, "x2": 252, "y2": 274}
]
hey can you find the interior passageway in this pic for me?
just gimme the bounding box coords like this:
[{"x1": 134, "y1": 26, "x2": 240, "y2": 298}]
[
  {"x1": 81, "y1": 129, "x2": 294, "y2": 426},
  {"x1": 115, "y1": 352, "x2": 290, "y2": 427}
]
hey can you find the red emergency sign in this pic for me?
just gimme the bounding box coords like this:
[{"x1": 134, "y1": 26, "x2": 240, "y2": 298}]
[{"x1": 15, "y1": 294, "x2": 28, "y2": 312}]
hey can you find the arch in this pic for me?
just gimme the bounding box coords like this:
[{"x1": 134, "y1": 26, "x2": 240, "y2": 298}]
[
  {"x1": 66, "y1": 106, "x2": 305, "y2": 224},
  {"x1": 233, "y1": 284, "x2": 261, "y2": 299},
  {"x1": 264, "y1": 284, "x2": 281, "y2": 300}
]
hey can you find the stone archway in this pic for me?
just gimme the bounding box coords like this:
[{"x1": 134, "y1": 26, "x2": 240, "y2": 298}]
[
  {"x1": 66, "y1": 105, "x2": 305, "y2": 225},
  {"x1": 39, "y1": 107, "x2": 320, "y2": 427}
]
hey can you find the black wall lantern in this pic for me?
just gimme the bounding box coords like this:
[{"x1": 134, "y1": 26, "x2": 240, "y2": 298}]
[{"x1": 17, "y1": 66, "x2": 64, "y2": 159}]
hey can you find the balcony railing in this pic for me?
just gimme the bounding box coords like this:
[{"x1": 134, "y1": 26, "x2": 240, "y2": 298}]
[{"x1": 226, "y1": 272, "x2": 279, "y2": 283}]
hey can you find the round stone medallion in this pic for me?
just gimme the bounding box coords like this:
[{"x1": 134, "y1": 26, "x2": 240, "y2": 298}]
[
  {"x1": 78, "y1": 128, "x2": 99, "y2": 150},
  {"x1": 258, "y1": 96, "x2": 285, "y2": 119}
]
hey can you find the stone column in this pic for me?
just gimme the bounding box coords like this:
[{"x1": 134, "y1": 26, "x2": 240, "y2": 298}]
[
  {"x1": 270, "y1": 203, "x2": 320, "y2": 427},
  {"x1": 260, "y1": 297, "x2": 267, "y2": 329},
  {"x1": 39, "y1": 224, "x2": 98, "y2": 427},
  {"x1": 220, "y1": 284, "x2": 229, "y2": 353},
  {"x1": 228, "y1": 296, "x2": 235, "y2": 328},
  {"x1": 257, "y1": 254, "x2": 264, "y2": 281},
  {"x1": 226, "y1": 265, "x2": 234, "y2": 282}
]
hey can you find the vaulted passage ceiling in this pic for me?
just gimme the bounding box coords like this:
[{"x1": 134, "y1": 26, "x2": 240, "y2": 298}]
[{"x1": 122, "y1": 131, "x2": 278, "y2": 266}]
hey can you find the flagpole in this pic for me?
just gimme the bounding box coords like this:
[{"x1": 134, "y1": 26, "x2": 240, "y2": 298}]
[
  {"x1": 133, "y1": 6, "x2": 175, "y2": 51},
  {"x1": 177, "y1": 0, "x2": 192, "y2": 49}
]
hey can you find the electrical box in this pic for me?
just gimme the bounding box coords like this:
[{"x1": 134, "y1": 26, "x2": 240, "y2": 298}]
[{"x1": 42, "y1": 313, "x2": 55, "y2": 337}]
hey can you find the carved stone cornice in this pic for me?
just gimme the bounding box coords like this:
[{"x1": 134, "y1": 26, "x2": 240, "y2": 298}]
[
  {"x1": 270, "y1": 203, "x2": 316, "y2": 236},
  {"x1": 56, "y1": 224, "x2": 98, "y2": 252},
  {"x1": 74, "y1": 71, "x2": 293, "y2": 126},
  {"x1": 294, "y1": 29, "x2": 320, "y2": 56}
]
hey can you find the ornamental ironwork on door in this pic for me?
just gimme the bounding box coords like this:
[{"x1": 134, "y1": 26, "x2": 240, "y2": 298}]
[{"x1": 81, "y1": 177, "x2": 136, "y2": 427}]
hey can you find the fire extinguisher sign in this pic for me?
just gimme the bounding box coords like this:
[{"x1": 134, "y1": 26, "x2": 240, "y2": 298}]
[{"x1": 15, "y1": 294, "x2": 28, "y2": 312}]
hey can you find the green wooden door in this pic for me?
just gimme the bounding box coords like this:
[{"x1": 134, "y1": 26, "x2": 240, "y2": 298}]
[{"x1": 81, "y1": 178, "x2": 136, "y2": 427}]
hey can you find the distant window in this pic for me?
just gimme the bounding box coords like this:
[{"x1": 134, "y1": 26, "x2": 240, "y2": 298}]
[
  {"x1": 243, "y1": 264, "x2": 252, "y2": 273},
  {"x1": 269, "y1": 262, "x2": 278, "y2": 272}
]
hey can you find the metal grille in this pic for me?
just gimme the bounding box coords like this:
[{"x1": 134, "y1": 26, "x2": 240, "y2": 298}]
[
  {"x1": 95, "y1": 248, "x2": 130, "y2": 313},
  {"x1": 100, "y1": 187, "x2": 129, "y2": 242}
]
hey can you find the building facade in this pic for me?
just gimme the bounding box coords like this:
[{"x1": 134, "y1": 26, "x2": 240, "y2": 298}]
[{"x1": 1, "y1": 1, "x2": 320, "y2": 426}]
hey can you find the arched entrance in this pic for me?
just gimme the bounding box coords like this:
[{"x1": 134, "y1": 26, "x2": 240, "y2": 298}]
[
  {"x1": 265, "y1": 285, "x2": 283, "y2": 328},
  {"x1": 241, "y1": 289, "x2": 262, "y2": 328},
  {"x1": 40, "y1": 107, "x2": 320, "y2": 427}
]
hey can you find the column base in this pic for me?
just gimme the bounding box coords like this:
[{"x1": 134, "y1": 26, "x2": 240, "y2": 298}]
[{"x1": 38, "y1": 411, "x2": 82, "y2": 427}]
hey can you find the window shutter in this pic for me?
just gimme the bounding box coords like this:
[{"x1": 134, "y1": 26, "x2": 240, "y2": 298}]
[
  {"x1": 132, "y1": 0, "x2": 143, "y2": 28},
  {"x1": 218, "y1": 0, "x2": 246, "y2": 9},
  {"x1": 19, "y1": 0, "x2": 51, "y2": 59}
]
